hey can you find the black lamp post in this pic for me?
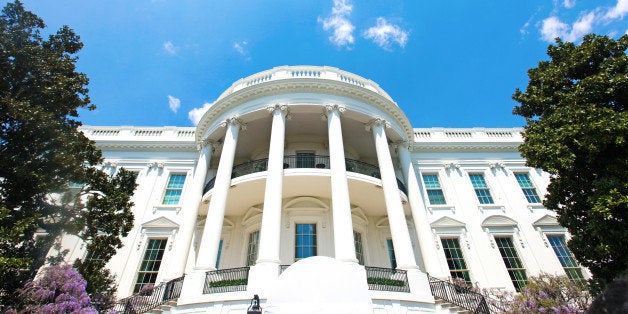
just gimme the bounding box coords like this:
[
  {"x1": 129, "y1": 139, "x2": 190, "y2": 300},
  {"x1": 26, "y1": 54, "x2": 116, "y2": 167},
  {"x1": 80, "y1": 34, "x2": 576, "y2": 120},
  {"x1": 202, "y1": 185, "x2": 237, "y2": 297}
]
[{"x1": 247, "y1": 294, "x2": 262, "y2": 314}]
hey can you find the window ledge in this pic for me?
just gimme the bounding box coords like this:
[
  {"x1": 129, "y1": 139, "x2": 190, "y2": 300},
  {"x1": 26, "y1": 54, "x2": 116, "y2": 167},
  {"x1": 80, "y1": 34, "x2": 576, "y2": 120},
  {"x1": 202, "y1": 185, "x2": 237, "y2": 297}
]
[
  {"x1": 427, "y1": 205, "x2": 456, "y2": 214},
  {"x1": 477, "y1": 204, "x2": 505, "y2": 213},
  {"x1": 526, "y1": 203, "x2": 545, "y2": 212},
  {"x1": 153, "y1": 205, "x2": 182, "y2": 214}
]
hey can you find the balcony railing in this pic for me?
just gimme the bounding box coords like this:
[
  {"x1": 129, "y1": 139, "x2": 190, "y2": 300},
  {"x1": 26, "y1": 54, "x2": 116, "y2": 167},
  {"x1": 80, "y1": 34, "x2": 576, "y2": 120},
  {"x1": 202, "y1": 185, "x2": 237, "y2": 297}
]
[
  {"x1": 202, "y1": 155, "x2": 408, "y2": 194},
  {"x1": 203, "y1": 267, "x2": 250, "y2": 294},
  {"x1": 112, "y1": 276, "x2": 184, "y2": 314},
  {"x1": 428, "y1": 275, "x2": 491, "y2": 314},
  {"x1": 365, "y1": 266, "x2": 410, "y2": 293}
]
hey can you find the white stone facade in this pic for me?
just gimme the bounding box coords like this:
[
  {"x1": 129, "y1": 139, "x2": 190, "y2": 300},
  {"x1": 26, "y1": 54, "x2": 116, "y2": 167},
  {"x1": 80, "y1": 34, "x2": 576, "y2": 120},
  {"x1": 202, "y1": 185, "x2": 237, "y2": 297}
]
[{"x1": 61, "y1": 66, "x2": 586, "y2": 313}]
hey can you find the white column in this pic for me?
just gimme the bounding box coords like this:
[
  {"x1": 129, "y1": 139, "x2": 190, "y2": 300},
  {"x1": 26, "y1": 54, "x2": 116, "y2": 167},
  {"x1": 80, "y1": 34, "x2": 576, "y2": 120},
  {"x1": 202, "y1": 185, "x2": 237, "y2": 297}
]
[
  {"x1": 368, "y1": 118, "x2": 418, "y2": 270},
  {"x1": 166, "y1": 140, "x2": 213, "y2": 279},
  {"x1": 325, "y1": 104, "x2": 357, "y2": 264},
  {"x1": 256, "y1": 104, "x2": 288, "y2": 266},
  {"x1": 195, "y1": 117, "x2": 243, "y2": 270},
  {"x1": 398, "y1": 143, "x2": 447, "y2": 277}
]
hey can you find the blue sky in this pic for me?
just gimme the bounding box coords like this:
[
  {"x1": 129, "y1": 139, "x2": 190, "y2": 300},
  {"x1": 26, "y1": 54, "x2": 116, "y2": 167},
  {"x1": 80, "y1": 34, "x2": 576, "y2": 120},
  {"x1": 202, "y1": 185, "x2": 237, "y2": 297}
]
[{"x1": 8, "y1": 0, "x2": 628, "y2": 128}]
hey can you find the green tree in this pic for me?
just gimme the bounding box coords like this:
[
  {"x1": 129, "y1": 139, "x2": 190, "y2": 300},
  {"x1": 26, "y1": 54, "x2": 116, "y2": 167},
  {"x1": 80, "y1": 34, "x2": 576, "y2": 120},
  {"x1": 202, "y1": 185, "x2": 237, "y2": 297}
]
[
  {"x1": 0, "y1": 0, "x2": 135, "y2": 307},
  {"x1": 512, "y1": 34, "x2": 628, "y2": 293}
]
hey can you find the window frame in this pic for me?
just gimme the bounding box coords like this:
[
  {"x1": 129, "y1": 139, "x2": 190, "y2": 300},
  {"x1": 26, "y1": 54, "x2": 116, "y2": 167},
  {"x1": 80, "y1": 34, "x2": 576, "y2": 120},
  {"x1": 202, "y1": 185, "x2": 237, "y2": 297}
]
[
  {"x1": 421, "y1": 173, "x2": 447, "y2": 205},
  {"x1": 246, "y1": 230, "x2": 260, "y2": 266},
  {"x1": 545, "y1": 234, "x2": 585, "y2": 283},
  {"x1": 353, "y1": 230, "x2": 365, "y2": 265},
  {"x1": 440, "y1": 237, "x2": 472, "y2": 285},
  {"x1": 161, "y1": 173, "x2": 187, "y2": 205},
  {"x1": 514, "y1": 172, "x2": 542, "y2": 204},
  {"x1": 294, "y1": 223, "x2": 318, "y2": 261},
  {"x1": 469, "y1": 172, "x2": 495, "y2": 205},
  {"x1": 133, "y1": 238, "x2": 168, "y2": 293},
  {"x1": 493, "y1": 235, "x2": 528, "y2": 291}
]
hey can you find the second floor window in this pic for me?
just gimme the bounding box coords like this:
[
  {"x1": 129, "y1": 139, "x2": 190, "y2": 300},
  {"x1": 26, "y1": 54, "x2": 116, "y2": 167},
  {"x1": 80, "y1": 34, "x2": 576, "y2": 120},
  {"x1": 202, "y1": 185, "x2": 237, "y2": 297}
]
[
  {"x1": 422, "y1": 174, "x2": 446, "y2": 205},
  {"x1": 162, "y1": 174, "x2": 186, "y2": 205},
  {"x1": 469, "y1": 174, "x2": 494, "y2": 204},
  {"x1": 515, "y1": 173, "x2": 541, "y2": 203}
]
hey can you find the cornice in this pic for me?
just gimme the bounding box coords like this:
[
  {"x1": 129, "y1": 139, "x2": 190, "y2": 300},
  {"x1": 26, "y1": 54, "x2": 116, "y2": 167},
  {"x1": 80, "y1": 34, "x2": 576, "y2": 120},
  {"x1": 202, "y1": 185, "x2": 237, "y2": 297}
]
[{"x1": 195, "y1": 78, "x2": 414, "y2": 145}]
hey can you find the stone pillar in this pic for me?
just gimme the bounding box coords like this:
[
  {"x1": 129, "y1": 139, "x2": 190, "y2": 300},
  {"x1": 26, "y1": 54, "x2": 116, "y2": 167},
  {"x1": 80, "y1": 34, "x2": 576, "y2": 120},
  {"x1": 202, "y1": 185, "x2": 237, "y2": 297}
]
[
  {"x1": 167, "y1": 140, "x2": 213, "y2": 278},
  {"x1": 368, "y1": 118, "x2": 418, "y2": 270},
  {"x1": 256, "y1": 104, "x2": 288, "y2": 267},
  {"x1": 195, "y1": 117, "x2": 244, "y2": 270},
  {"x1": 325, "y1": 104, "x2": 357, "y2": 264},
  {"x1": 398, "y1": 143, "x2": 446, "y2": 277}
]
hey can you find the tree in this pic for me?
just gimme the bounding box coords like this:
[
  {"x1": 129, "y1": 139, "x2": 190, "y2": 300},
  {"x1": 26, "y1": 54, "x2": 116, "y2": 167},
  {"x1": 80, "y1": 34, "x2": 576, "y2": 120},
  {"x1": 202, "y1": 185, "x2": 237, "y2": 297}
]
[
  {"x1": 0, "y1": 0, "x2": 135, "y2": 307},
  {"x1": 7, "y1": 265, "x2": 97, "y2": 314},
  {"x1": 512, "y1": 34, "x2": 628, "y2": 293}
]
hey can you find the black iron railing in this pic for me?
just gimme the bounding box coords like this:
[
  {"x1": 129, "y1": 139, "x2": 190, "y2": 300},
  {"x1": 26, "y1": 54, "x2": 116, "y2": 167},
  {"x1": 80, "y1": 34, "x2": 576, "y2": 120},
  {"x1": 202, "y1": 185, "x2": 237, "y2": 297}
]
[
  {"x1": 203, "y1": 267, "x2": 250, "y2": 294},
  {"x1": 279, "y1": 264, "x2": 290, "y2": 274},
  {"x1": 202, "y1": 155, "x2": 408, "y2": 195},
  {"x1": 428, "y1": 275, "x2": 491, "y2": 314},
  {"x1": 112, "y1": 276, "x2": 184, "y2": 314},
  {"x1": 365, "y1": 266, "x2": 410, "y2": 293}
]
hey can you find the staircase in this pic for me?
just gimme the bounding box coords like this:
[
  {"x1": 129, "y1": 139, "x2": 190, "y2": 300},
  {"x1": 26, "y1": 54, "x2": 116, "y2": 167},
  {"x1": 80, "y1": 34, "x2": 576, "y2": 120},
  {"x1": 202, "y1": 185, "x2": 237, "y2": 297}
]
[{"x1": 428, "y1": 276, "x2": 491, "y2": 314}]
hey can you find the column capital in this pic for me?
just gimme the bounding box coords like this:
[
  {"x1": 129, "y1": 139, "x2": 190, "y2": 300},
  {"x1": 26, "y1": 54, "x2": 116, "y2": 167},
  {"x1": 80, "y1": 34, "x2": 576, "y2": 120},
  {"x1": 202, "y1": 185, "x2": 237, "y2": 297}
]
[
  {"x1": 321, "y1": 104, "x2": 346, "y2": 121},
  {"x1": 365, "y1": 117, "x2": 391, "y2": 131},
  {"x1": 220, "y1": 116, "x2": 246, "y2": 130},
  {"x1": 392, "y1": 139, "x2": 413, "y2": 151},
  {"x1": 196, "y1": 138, "x2": 216, "y2": 151},
  {"x1": 267, "y1": 103, "x2": 291, "y2": 120}
]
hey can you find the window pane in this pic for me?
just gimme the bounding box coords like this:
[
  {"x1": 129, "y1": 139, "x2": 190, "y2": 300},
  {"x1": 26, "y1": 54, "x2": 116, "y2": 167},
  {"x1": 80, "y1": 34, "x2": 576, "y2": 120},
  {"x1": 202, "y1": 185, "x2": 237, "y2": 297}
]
[
  {"x1": 386, "y1": 239, "x2": 397, "y2": 269},
  {"x1": 515, "y1": 173, "x2": 541, "y2": 203},
  {"x1": 547, "y1": 235, "x2": 585, "y2": 282},
  {"x1": 422, "y1": 174, "x2": 447, "y2": 205},
  {"x1": 470, "y1": 174, "x2": 494, "y2": 204},
  {"x1": 247, "y1": 231, "x2": 260, "y2": 266},
  {"x1": 134, "y1": 239, "x2": 167, "y2": 293},
  {"x1": 162, "y1": 174, "x2": 186, "y2": 205},
  {"x1": 295, "y1": 223, "x2": 317, "y2": 260},
  {"x1": 354, "y1": 231, "x2": 364, "y2": 265},
  {"x1": 495, "y1": 237, "x2": 527, "y2": 291},
  {"x1": 441, "y1": 238, "x2": 471, "y2": 285}
]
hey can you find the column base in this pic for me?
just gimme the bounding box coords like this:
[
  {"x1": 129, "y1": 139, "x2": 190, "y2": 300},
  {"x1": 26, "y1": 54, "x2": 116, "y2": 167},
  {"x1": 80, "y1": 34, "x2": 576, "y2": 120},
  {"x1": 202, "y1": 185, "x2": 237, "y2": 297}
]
[
  {"x1": 247, "y1": 261, "x2": 280, "y2": 295},
  {"x1": 405, "y1": 269, "x2": 435, "y2": 301}
]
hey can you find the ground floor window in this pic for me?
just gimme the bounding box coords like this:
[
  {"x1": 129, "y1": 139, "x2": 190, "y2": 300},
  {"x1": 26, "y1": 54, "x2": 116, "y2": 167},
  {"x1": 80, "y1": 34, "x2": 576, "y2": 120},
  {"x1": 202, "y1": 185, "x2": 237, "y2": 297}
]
[
  {"x1": 295, "y1": 223, "x2": 317, "y2": 260},
  {"x1": 441, "y1": 237, "x2": 471, "y2": 285},
  {"x1": 134, "y1": 238, "x2": 167, "y2": 293},
  {"x1": 353, "y1": 231, "x2": 364, "y2": 265},
  {"x1": 495, "y1": 236, "x2": 527, "y2": 291},
  {"x1": 246, "y1": 230, "x2": 260, "y2": 266},
  {"x1": 547, "y1": 235, "x2": 585, "y2": 282},
  {"x1": 386, "y1": 239, "x2": 397, "y2": 269}
]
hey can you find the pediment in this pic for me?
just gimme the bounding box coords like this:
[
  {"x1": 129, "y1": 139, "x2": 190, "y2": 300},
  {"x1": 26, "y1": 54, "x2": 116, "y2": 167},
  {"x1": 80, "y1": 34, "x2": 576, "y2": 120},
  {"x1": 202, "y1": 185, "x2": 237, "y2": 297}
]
[
  {"x1": 533, "y1": 214, "x2": 559, "y2": 227},
  {"x1": 284, "y1": 197, "x2": 329, "y2": 211},
  {"x1": 481, "y1": 215, "x2": 517, "y2": 228},
  {"x1": 142, "y1": 216, "x2": 179, "y2": 229},
  {"x1": 431, "y1": 216, "x2": 466, "y2": 228}
]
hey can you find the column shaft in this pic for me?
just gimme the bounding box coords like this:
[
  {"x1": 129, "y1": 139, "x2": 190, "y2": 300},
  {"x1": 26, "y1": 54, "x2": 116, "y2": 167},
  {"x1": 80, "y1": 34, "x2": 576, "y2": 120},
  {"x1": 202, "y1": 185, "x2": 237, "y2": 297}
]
[
  {"x1": 398, "y1": 145, "x2": 446, "y2": 276},
  {"x1": 168, "y1": 144, "x2": 212, "y2": 278},
  {"x1": 195, "y1": 119, "x2": 241, "y2": 270},
  {"x1": 371, "y1": 122, "x2": 418, "y2": 270},
  {"x1": 256, "y1": 106, "x2": 287, "y2": 264},
  {"x1": 327, "y1": 106, "x2": 357, "y2": 263}
]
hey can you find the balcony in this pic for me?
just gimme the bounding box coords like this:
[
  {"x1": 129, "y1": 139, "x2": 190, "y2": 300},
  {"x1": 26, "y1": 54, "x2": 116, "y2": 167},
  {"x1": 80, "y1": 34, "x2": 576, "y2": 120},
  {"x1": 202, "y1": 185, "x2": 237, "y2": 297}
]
[{"x1": 202, "y1": 155, "x2": 407, "y2": 195}]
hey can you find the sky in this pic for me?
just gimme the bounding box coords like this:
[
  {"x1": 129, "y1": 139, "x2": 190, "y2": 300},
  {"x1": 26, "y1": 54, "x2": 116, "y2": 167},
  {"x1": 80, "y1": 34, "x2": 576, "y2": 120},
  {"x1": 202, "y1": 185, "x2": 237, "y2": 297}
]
[{"x1": 6, "y1": 0, "x2": 628, "y2": 128}]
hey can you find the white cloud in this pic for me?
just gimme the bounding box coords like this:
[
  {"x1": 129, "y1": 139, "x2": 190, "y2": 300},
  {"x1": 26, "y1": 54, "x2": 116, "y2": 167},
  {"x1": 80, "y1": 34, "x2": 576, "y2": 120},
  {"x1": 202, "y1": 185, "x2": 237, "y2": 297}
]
[
  {"x1": 363, "y1": 17, "x2": 409, "y2": 50},
  {"x1": 540, "y1": 12, "x2": 594, "y2": 42},
  {"x1": 188, "y1": 102, "x2": 213, "y2": 126},
  {"x1": 318, "y1": 0, "x2": 355, "y2": 48},
  {"x1": 563, "y1": 0, "x2": 575, "y2": 9},
  {"x1": 168, "y1": 95, "x2": 180, "y2": 113},
  {"x1": 163, "y1": 41, "x2": 177, "y2": 55},
  {"x1": 605, "y1": 0, "x2": 628, "y2": 19},
  {"x1": 233, "y1": 41, "x2": 251, "y2": 60}
]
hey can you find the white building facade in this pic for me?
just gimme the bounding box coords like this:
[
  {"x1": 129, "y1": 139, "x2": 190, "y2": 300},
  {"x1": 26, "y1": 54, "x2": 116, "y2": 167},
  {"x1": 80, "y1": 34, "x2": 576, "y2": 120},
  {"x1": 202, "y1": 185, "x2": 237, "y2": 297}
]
[{"x1": 64, "y1": 66, "x2": 586, "y2": 313}]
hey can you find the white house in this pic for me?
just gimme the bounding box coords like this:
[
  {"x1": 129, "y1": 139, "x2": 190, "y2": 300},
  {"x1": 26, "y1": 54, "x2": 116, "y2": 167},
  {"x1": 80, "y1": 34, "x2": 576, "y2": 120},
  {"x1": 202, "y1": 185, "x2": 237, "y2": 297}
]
[{"x1": 60, "y1": 66, "x2": 586, "y2": 313}]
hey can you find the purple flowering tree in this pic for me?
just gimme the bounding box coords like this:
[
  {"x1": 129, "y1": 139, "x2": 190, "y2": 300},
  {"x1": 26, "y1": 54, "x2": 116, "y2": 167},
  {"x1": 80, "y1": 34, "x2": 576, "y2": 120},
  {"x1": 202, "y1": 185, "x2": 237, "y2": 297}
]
[{"x1": 9, "y1": 265, "x2": 97, "y2": 314}]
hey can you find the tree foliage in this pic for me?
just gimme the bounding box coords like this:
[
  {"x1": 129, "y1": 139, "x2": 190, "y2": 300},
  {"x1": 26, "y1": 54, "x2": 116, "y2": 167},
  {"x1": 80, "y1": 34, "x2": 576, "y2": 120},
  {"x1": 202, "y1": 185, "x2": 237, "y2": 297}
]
[
  {"x1": 0, "y1": 0, "x2": 135, "y2": 306},
  {"x1": 512, "y1": 34, "x2": 627, "y2": 293},
  {"x1": 7, "y1": 265, "x2": 97, "y2": 314}
]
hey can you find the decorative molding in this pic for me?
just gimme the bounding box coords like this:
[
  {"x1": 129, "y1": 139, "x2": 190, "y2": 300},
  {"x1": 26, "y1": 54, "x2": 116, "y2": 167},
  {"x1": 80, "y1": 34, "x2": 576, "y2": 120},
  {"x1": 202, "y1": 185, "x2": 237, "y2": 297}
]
[
  {"x1": 430, "y1": 216, "x2": 466, "y2": 229},
  {"x1": 443, "y1": 162, "x2": 460, "y2": 170},
  {"x1": 478, "y1": 204, "x2": 506, "y2": 213},
  {"x1": 481, "y1": 215, "x2": 518, "y2": 228},
  {"x1": 514, "y1": 227, "x2": 525, "y2": 248},
  {"x1": 488, "y1": 161, "x2": 506, "y2": 169},
  {"x1": 536, "y1": 227, "x2": 550, "y2": 247},
  {"x1": 485, "y1": 228, "x2": 496, "y2": 248},
  {"x1": 219, "y1": 116, "x2": 246, "y2": 130},
  {"x1": 267, "y1": 103, "x2": 292, "y2": 120},
  {"x1": 197, "y1": 138, "x2": 216, "y2": 152},
  {"x1": 533, "y1": 214, "x2": 559, "y2": 227},
  {"x1": 321, "y1": 104, "x2": 346, "y2": 121},
  {"x1": 461, "y1": 229, "x2": 471, "y2": 249},
  {"x1": 365, "y1": 117, "x2": 391, "y2": 131},
  {"x1": 432, "y1": 229, "x2": 440, "y2": 249},
  {"x1": 141, "y1": 216, "x2": 180, "y2": 229}
]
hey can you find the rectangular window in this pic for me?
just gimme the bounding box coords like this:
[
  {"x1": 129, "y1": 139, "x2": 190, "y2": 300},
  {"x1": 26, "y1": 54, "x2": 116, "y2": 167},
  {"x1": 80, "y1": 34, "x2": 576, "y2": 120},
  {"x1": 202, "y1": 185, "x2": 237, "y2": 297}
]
[
  {"x1": 215, "y1": 239, "x2": 223, "y2": 269},
  {"x1": 469, "y1": 174, "x2": 494, "y2": 204},
  {"x1": 134, "y1": 239, "x2": 167, "y2": 293},
  {"x1": 441, "y1": 238, "x2": 471, "y2": 285},
  {"x1": 386, "y1": 239, "x2": 397, "y2": 269},
  {"x1": 495, "y1": 237, "x2": 527, "y2": 291},
  {"x1": 353, "y1": 231, "x2": 364, "y2": 265},
  {"x1": 295, "y1": 223, "x2": 317, "y2": 260},
  {"x1": 515, "y1": 173, "x2": 541, "y2": 203},
  {"x1": 162, "y1": 174, "x2": 186, "y2": 205},
  {"x1": 246, "y1": 231, "x2": 260, "y2": 266},
  {"x1": 547, "y1": 235, "x2": 585, "y2": 282},
  {"x1": 422, "y1": 174, "x2": 446, "y2": 205}
]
